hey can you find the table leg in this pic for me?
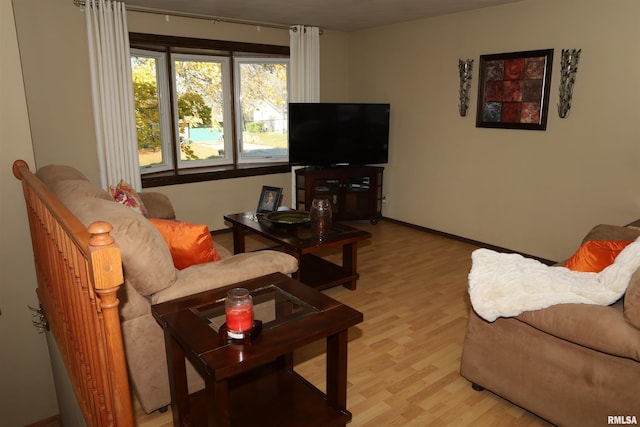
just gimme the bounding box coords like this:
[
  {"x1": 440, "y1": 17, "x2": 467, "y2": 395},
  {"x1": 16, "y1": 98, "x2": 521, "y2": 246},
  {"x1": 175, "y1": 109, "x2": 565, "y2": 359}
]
[
  {"x1": 326, "y1": 330, "x2": 349, "y2": 413},
  {"x1": 164, "y1": 331, "x2": 189, "y2": 426},
  {"x1": 292, "y1": 252, "x2": 301, "y2": 282},
  {"x1": 206, "y1": 376, "x2": 231, "y2": 427},
  {"x1": 231, "y1": 224, "x2": 246, "y2": 254},
  {"x1": 342, "y1": 242, "x2": 358, "y2": 290}
]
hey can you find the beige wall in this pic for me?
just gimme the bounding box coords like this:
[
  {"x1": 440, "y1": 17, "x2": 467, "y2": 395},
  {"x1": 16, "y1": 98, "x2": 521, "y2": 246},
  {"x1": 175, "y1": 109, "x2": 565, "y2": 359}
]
[
  {"x1": 1, "y1": 0, "x2": 58, "y2": 425},
  {"x1": 13, "y1": 0, "x2": 100, "y2": 179},
  {"x1": 318, "y1": 31, "x2": 351, "y2": 102},
  {"x1": 349, "y1": 0, "x2": 640, "y2": 261}
]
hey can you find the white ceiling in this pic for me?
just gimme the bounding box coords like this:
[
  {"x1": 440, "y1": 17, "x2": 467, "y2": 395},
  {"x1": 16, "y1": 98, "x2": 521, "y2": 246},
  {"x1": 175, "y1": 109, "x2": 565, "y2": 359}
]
[{"x1": 124, "y1": 0, "x2": 524, "y2": 32}]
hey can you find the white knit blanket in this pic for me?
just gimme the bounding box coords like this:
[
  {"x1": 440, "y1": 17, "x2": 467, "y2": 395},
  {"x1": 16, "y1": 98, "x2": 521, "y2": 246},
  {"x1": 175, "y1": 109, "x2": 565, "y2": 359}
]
[{"x1": 468, "y1": 238, "x2": 640, "y2": 322}]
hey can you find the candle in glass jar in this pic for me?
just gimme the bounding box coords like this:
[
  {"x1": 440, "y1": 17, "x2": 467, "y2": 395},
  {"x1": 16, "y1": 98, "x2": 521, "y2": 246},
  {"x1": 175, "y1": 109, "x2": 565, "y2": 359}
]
[
  {"x1": 225, "y1": 288, "x2": 253, "y2": 338},
  {"x1": 310, "y1": 198, "x2": 332, "y2": 239}
]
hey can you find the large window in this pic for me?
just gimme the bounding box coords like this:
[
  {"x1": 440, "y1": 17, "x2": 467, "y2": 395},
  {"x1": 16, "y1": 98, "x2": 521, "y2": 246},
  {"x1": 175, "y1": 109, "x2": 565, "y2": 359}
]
[{"x1": 129, "y1": 34, "x2": 290, "y2": 186}]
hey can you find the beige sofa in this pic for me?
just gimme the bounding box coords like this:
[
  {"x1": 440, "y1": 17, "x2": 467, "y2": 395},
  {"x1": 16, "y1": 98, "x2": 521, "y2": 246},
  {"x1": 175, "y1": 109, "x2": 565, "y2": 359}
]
[
  {"x1": 460, "y1": 224, "x2": 640, "y2": 426},
  {"x1": 35, "y1": 164, "x2": 298, "y2": 414}
]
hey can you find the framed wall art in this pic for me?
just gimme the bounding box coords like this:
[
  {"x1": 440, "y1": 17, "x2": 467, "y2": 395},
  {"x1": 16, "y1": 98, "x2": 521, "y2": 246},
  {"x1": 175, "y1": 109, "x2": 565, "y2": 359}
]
[{"x1": 476, "y1": 49, "x2": 554, "y2": 130}]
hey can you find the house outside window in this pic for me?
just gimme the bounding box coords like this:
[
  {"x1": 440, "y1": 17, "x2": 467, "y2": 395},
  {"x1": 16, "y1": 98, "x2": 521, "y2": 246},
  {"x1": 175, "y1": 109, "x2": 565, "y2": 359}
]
[{"x1": 129, "y1": 33, "x2": 290, "y2": 186}]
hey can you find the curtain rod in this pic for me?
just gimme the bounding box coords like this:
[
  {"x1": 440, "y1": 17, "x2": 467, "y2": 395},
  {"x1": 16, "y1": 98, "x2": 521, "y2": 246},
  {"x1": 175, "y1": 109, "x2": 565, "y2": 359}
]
[{"x1": 73, "y1": 0, "x2": 322, "y2": 33}]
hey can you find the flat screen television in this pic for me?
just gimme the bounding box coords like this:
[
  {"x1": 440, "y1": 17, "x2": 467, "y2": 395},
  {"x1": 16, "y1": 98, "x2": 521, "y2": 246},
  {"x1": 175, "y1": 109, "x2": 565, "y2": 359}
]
[{"x1": 288, "y1": 103, "x2": 390, "y2": 167}]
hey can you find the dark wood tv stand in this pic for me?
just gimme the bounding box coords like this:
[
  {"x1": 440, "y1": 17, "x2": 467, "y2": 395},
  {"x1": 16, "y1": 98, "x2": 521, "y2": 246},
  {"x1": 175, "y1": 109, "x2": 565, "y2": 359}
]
[{"x1": 295, "y1": 166, "x2": 384, "y2": 224}]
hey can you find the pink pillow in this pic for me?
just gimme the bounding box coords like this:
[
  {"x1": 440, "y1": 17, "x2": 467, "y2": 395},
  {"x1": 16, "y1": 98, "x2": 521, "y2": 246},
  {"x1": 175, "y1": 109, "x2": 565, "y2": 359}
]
[{"x1": 564, "y1": 240, "x2": 634, "y2": 272}]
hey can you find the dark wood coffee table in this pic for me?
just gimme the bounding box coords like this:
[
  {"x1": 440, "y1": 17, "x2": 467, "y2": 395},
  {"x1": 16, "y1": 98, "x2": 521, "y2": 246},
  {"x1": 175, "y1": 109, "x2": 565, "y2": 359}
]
[
  {"x1": 224, "y1": 212, "x2": 371, "y2": 290},
  {"x1": 152, "y1": 272, "x2": 363, "y2": 427}
]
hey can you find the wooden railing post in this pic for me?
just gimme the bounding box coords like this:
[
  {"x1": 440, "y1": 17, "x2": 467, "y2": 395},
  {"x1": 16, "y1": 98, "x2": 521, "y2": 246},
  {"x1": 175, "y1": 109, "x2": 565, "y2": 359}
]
[{"x1": 88, "y1": 222, "x2": 133, "y2": 427}]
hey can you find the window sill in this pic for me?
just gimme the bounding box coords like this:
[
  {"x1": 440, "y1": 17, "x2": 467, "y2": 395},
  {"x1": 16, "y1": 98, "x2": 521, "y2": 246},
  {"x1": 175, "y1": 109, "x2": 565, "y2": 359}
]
[{"x1": 141, "y1": 163, "x2": 292, "y2": 188}]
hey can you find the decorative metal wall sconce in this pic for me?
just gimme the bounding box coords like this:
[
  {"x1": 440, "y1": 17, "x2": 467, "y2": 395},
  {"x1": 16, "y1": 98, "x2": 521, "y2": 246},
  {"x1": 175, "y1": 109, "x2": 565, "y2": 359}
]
[
  {"x1": 458, "y1": 59, "x2": 474, "y2": 116},
  {"x1": 558, "y1": 49, "x2": 581, "y2": 118}
]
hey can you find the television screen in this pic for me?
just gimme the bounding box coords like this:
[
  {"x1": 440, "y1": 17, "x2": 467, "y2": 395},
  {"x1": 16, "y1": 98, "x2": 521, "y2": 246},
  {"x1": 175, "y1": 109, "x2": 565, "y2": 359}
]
[{"x1": 288, "y1": 103, "x2": 390, "y2": 167}]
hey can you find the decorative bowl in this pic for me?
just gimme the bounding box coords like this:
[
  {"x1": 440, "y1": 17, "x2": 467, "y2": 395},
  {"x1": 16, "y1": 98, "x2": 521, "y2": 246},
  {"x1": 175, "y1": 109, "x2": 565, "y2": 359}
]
[{"x1": 264, "y1": 210, "x2": 310, "y2": 225}]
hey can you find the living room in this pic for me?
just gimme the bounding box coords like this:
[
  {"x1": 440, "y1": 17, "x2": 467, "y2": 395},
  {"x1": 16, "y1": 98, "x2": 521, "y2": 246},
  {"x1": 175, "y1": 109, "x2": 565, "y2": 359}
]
[{"x1": 2, "y1": 0, "x2": 639, "y2": 425}]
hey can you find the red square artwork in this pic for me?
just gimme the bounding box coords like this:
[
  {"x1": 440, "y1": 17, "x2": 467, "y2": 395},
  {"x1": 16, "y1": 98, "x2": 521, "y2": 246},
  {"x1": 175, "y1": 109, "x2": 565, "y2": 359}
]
[{"x1": 476, "y1": 49, "x2": 553, "y2": 130}]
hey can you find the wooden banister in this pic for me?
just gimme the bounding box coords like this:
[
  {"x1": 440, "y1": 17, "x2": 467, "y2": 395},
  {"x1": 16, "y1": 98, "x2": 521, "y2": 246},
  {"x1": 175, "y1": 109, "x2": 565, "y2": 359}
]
[{"x1": 13, "y1": 160, "x2": 134, "y2": 427}]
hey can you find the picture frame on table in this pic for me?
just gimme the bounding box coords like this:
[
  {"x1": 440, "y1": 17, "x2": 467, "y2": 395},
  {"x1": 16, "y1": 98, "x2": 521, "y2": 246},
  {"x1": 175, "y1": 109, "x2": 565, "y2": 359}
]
[
  {"x1": 476, "y1": 49, "x2": 554, "y2": 131},
  {"x1": 256, "y1": 186, "x2": 283, "y2": 213}
]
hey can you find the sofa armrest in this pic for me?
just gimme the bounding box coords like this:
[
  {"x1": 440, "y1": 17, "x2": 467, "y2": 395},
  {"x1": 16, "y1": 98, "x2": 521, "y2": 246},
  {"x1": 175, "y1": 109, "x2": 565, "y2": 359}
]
[
  {"x1": 516, "y1": 302, "x2": 640, "y2": 362},
  {"x1": 579, "y1": 224, "x2": 640, "y2": 329},
  {"x1": 139, "y1": 191, "x2": 176, "y2": 220},
  {"x1": 151, "y1": 250, "x2": 298, "y2": 304}
]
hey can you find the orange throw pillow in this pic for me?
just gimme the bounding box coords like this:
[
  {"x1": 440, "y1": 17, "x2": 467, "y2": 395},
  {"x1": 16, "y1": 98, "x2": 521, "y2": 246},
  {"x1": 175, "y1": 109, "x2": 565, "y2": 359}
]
[
  {"x1": 564, "y1": 240, "x2": 634, "y2": 273},
  {"x1": 149, "y1": 218, "x2": 221, "y2": 269}
]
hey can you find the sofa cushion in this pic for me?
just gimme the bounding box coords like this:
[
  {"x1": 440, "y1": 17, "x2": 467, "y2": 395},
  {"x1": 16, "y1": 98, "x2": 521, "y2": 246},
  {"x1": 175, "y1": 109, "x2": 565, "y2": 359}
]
[
  {"x1": 582, "y1": 224, "x2": 640, "y2": 243},
  {"x1": 139, "y1": 192, "x2": 176, "y2": 220},
  {"x1": 65, "y1": 197, "x2": 177, "y2": 296},
  {"x1": 36, "y1": 164, "x2": 90, "y2": 187},
  {"x1": 50, "y1": 179, "x2": 112, "y2": 205},
  {"x1": 564, "y1": 240, "x2": 634, "y2": 272},
  {"x1": 118, "y1": 282, "x2": 152, "y2": 322},
  {"x1": 149, "y1": 218, "x2": 221, "y2": 270}
]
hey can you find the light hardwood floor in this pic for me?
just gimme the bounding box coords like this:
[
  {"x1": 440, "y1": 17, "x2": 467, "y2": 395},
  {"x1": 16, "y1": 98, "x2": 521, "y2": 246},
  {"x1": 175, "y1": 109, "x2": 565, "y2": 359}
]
[{"x1": 136, "y1": 220, "x2": 553, "y2": 427}]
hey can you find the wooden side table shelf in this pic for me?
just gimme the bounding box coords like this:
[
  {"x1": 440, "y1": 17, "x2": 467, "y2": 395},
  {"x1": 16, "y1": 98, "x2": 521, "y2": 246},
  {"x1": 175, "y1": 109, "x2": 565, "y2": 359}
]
[
  {"x1": 152, "y1": 272, "x2": 363, "y2": 427},
  {"x1": 295, "y1": 166, "x2": 384, "y2": 224}
]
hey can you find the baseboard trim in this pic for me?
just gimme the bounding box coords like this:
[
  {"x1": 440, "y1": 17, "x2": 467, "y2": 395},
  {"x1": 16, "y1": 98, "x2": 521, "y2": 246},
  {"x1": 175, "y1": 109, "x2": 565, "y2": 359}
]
[{"x1": 25, "y1": 415, "x2": 61, "y2": 427}]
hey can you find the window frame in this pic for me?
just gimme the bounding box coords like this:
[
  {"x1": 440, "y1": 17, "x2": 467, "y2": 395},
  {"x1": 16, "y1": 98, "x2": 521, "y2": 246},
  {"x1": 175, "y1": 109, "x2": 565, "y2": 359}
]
[
  {"x1": 129, "y1": 33, "x2": 291, "y2": 188},
  {"x1": 234, "y1": 56, "x2": 290, "y2": 165},
  {"x1": 171, "y1": 52, "x2": 233, "y2": 168},
  {"x1": 130, "y1": 48, "x2": 173, "y2": 174}
]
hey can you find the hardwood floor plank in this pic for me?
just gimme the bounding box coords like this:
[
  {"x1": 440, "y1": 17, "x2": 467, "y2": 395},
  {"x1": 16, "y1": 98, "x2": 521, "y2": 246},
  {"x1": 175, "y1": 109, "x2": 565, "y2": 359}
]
[{"x1": 135, "y1": 220, "x2": 553, "y2": 426}]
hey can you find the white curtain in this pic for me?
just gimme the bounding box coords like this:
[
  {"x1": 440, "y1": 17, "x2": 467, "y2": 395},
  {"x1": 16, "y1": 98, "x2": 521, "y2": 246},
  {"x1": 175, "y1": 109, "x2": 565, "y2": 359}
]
[
  {"x1": 289, "y1": 25, "x2": 320, "y2": 102},
  {"x1": 85, "y1": 0, "x2": 141, "y2": 191},
  {"x1": 289, "y1": 25, "x2": 320, "y2": 206}
]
